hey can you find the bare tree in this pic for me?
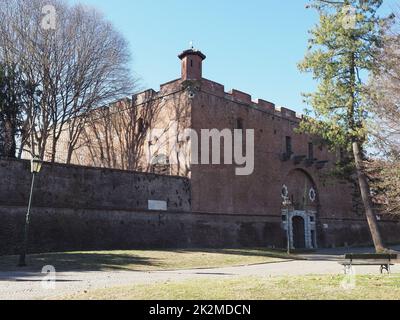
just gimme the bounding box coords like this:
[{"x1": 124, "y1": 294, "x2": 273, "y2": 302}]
[
  {"x1": 367, "y1": 6, "x2": 400, "y2": 215},
  {"x1": 368, "y1": 35, "x2": 400, "y2": 156},
  {"x1": 73, "y1": 86, "x2": 194, "y2": 176},
  {"x1": 367, "y1": 159, "x2": 400, "y2": 215},
  {"x1": 80, "y1": 91, "x2": 165, "y2": 171},
  {"x1": 0, "y1": 0, "x2": 136, "y2": 161}
]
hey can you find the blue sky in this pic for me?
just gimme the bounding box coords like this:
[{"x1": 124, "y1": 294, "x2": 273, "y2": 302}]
[{"x1": 68, "y1": 0, "x2": 397, "y2": 114}]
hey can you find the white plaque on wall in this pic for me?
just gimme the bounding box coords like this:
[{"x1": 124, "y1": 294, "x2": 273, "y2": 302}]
[{"x1": 148, "y1": 200, "x2": 167, "y2": 211}]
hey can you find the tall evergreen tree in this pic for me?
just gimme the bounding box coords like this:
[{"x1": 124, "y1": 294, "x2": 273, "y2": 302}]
[
  {"x1": 0, "y1": 66, "x2": 4, "y2": 156},
  {"x1": 299, "y1": 0, "x2": 392, "y2": 252},
  {"x1": 0, "y1": 63, "x2": 24, "y2": 158}
]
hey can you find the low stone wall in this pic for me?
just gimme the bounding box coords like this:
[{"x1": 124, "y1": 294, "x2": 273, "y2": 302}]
[
  {"x1": 0, "y1": 158, "x2": 191, "y2": 212},
  {"x1": 1, "y1": 158, "x2": 399, "y2": 255},
  {"x1": 0, "y1": 206, "x2": 286, "y2": 255},
  {"x1": 1, "y1": 205, "x2": 399, "y2": 256},
  {"x1": 317, "y1": 217, "x2": 400, "y2": 248}
]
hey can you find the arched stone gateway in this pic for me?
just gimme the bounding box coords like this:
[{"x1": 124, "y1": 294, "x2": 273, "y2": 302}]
[
  {"x1": 292, "y1": 216, "x2": 306, "y2": 249},
  {"x1": 281, "y1": 169, "x2": 318, "y2": 250}
]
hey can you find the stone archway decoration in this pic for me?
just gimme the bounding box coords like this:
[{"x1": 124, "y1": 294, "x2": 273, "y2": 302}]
[
  {"x1": 309, "y1": 187, "x2": 317, "y2": 202},
  {"x1": 281, "y1": 184, "x2": 289, "y2": 199}
]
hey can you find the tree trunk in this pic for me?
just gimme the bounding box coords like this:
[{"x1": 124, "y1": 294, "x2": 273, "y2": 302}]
[
  {"x1": 51, "y1": 134, "x2": 57, "y2": 163},
  {"x1": 4, "y1": 118, "x2": 16, "y2": 158},
  {"x1": 66, "y1": 144, "x2": 73, "y2": 164},
  {"x1": 352, "y1": 141, "x2": 386, "y2": 252}
]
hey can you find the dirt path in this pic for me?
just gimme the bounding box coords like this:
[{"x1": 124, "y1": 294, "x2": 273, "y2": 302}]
[{"x1": 1, "y1": 252, "x2": 399, "y2": 300}]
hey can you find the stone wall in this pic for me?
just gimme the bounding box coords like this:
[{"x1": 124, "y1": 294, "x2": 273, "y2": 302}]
[
  {"x1": 0, "y1": 158, "x2": 191, "y2": 212},
  {"x1": 317, "y1": 217, "x2": 400, "y2": 248},
  {"x1": 0, "y1": 206, "x2": 286, "y2": 255},
  {"x1": 1, "y1": 158, "x2": 400, "y2": 255},
  {"x1": 1, "y1": 205, "x2": 399, "y2": 256}
]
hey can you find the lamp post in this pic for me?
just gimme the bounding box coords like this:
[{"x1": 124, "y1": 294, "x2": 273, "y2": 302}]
[
  {"x1": 18, "y1": 156, "x2": 43, "y2": 267},
  {"x1": 283, "y1": 196, "x2": 292, "y2": 255}
]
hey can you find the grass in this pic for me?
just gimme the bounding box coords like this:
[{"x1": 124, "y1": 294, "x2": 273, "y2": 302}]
[
  {"x1": 0, "y1": 248, "x2": 294, "y2": 272},
  {"x1": 64, "y1": 275, "x2": 400, "y2": 300}
]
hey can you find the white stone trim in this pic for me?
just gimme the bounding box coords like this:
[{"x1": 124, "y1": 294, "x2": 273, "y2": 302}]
[{"x1": 282, "y1": 210, "x2": 317, "y2": 249}]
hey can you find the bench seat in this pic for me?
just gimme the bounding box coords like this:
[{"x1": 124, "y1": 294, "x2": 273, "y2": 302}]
[
  {"x1": 339, "y1": 254, "x2": 398, "y2": 274},
  {"x1": 341, "y1": 261, "x2": 395, "y2": 266}
]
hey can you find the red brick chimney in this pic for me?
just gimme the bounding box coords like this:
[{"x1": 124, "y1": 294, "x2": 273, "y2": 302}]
[{"x1": 178, "y1": 47, "x2": 206, "y2": 81}]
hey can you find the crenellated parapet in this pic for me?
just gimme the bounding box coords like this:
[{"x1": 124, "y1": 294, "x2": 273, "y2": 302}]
[
  {"x1": 200, "y1": 79, "x2": 301, "y2": 121},
  {"x1": 256, "y1": 99, "x2": 275, "y2": 113},
  {"x1": 132, "y1": 89, "x2": 158, "y2": 105},
  {"x1": 228, "y1": 89, "x2": 252, "y2": 104},
  {"x1": 128, "y1": 79, "x2": 303, "y2": 123},
  {"x1": 201, "y1": 78, "x2": 225, "y2": 97}
]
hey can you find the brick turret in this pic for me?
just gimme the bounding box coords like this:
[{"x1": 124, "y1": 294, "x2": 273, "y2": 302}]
[{"x1": 178, "y1": 47, "x2": 206, "y2": 81}]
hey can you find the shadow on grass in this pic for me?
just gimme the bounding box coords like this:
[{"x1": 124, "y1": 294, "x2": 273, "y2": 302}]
[
  {"x1": 168, "y1": 248, "x2": 299, "y2": 260},
  {"x1": 0, "y1": 247, "x2": 297, "y2": 278},
  {"x1": 0, "y1": 252, "x2": 161, "y2": 274}
]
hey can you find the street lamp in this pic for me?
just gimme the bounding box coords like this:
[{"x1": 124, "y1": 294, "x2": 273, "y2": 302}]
[
  {"x1": 283, "y1": 196, "x2": 292, "y2": 255},
  {"x1": 18, "y1": 156, "x2": 43, "y2": 267}
]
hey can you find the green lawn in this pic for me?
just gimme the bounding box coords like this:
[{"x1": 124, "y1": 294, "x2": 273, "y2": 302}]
[
  {"x1": 64, "y1": 275, "x2": 400, "y2": 300},
  {"x1": 0, "y1": 248, "x2": 294, "y2": 272}
]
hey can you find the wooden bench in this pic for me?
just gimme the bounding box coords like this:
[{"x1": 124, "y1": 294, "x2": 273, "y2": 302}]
[{"x1": 340, "y1": 254, "x2": 398, "y2": 274}]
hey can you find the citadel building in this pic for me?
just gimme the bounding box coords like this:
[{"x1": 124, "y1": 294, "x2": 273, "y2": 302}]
[
  {"x1": 56, "y1": 47, "x2": 399, "y2": 249},
  {"x1": 2, "y1": 48, "x2": 399, "y2": 255}
]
